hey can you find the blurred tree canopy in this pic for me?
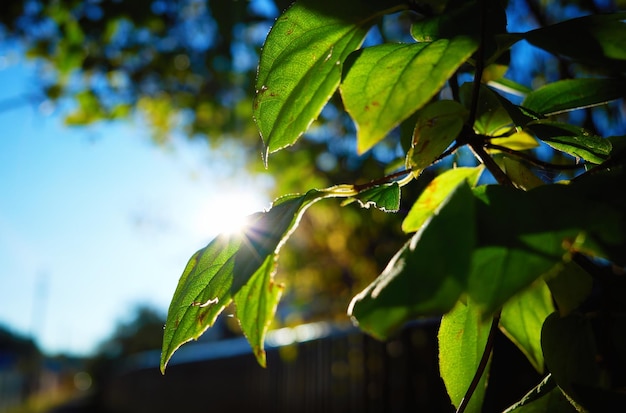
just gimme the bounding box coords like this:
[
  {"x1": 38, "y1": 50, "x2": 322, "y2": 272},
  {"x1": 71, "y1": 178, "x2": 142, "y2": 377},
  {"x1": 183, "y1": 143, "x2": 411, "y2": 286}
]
[{"x1": 1, "y1": 0, "x2": 624, "y2": 327}]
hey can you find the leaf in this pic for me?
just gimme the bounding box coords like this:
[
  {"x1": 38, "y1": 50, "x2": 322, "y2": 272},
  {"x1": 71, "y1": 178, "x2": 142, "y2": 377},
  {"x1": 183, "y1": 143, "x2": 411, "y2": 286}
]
[
  {"x1": 234, "y1": 255, "x2": 283, "y2": 367},
  {"x1": 545, "y1": 261, "x2": 593, "y2": 317},
  {"x1": 522, "y1": 12, "x2": 626, "y2": 71},
  {"x1": 253, "y1": 0, "x2": 407, "y2": 163},
  {"x1": 522, "y1": 78, "x2": 626, "y2": 116},
  {"x1": 402, "y1": 166, "x2": 483, "y2": 233},
  {"x1": 460, "y1": 83, "x2": 514, "y2": 136},
  {"x1": 526, "y1": 121, "x2": 612, "y2": 164},
  {"x1": 439, "y1": 299, "x2": 492, "y2": 412},
  {"x1": 500, "y1": 281, "x2": 554, "y2": 374},
  {"x1": 350, "y1": 182, "x2": 400, "y2": 212},
  {"x1": 503, "y1": 375, "x2": 579, "y2": 413},
  {"x1": 348, "y1": 183, "x2": 476, "y2": 340},
  {"x1": 467, "y1": 185, "x2": 586, "y2": 317},
  {"x1": 341, "y1": 37, "x2": 478, "y2": 153},
  {"x1": 161, "y1": 190, "x2": 327, "y2": 372},
  {"x1": 490, "y1": 131, "x2": 539, "y2": 151},
  {"x1": 499, "y1": 156, "x2": 544, "y2": 191},
  {"x1": 406, "y1": 100, "x2": 469, "y2": 174},
  {"x1": 541, "y1": 312, "x2": 605, "y2": 408}
]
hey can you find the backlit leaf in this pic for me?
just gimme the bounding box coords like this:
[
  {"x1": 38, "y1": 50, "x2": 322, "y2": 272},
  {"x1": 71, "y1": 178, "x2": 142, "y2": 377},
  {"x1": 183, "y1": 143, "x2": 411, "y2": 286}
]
[
  {"x1": 500, "y1": 281, "x2": 554, "y2": 373},
  {"x1": 341, "y1": 37, "x2": 477, "y2": 153},
  {"x1": 253, "y1": 0, "x2": 407, "y2": 163},
  {"x1": 406, "y1": 100, "x2": 468, "y2": 174},
  {"x1": 523, "y1": 78, "x2": 626, "y2": 116},
  {"x1": 439, "y1": 299, "x2": 492, "y2": 412},
  {"x1": 402, "y1": 166, "x2": 483, "y2": 233},
  {"x1": 526, "y1": 121, "x2": 612, "y2": 164},
  {"x1": 161, "y1": 190, "x2": 327, "y2": 372},
  {"x1": 350, "y1": 182, "x2": 400, "y2": 212},
  {"x1": 348, "y1": 183, "x2": 476, "y2": 340}
]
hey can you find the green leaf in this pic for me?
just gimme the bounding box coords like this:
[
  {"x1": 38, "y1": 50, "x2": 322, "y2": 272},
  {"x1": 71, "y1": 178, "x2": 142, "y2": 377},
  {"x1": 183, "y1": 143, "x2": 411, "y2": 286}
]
[
  {"x1": 541, "y1": 312, "x2": 605, "y2": 409},
  {"x1": 526, "y1": 121, "x2": 612, "y2": 164},
  {"x1": 439, "y1": 299, "x2": 492, "y2": 412},
  {"x1": 253, "y1": 0, "x2": 407, "y2": 163},
  {"x1": 522, "y1": 12, "x2": 626, "y2": 71},
  {"x1": 468, "y1": 185, "x2": 585, "y2": 317},
  {"x1": 460, "y1": 83, "x2": 514, "y2": 136},
  {"x1": 503, "y1": 375, "x2": 579, "y2": 413},
  {"x1": 406, "y1": 100, "x2": 469, "y2": 174},
  {"x1": 402, "y1": 166, "x2": 483, "y2": 233},
  {"x1": 341, "y1": 37, "x2": 478, "y2": 153},
  {"x1": 161, "y1": 190, "x2": 327, "y2": 372},
  {"x1": 500, "y1": 281, "x2": 554, "y2": 374},
  {"x1": 545, "y1": 261, "x2": 593, "y2": 316},
  {"x1": 523, "y1": 78, "x2": 626, "y2": 116},
  {"x1": 349, "y1": 182, "x2": 400, "y2": 212},
  {"x1": 234, "y1": 255, "x2": 283, "y2": 367},
  {"x1": 499, "y1": 156, "x2": 544, "y2": 191},
  {"x1": 348, "y1": 183, "x2": 476, "y2": 340}
]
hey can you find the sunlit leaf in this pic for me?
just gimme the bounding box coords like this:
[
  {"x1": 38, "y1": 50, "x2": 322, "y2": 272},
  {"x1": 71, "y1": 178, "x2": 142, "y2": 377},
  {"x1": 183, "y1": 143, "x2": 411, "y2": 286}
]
[
  {"x1": 161, "y1": 190, "x2": 327, "y2": 372},
  {"x1": 490, "y1": 131, "x2": 539, "y2": 151},
  {"x1": 523, "y1": 12, "x2": 626, "y2": 70},
  {"x1": 523, "y1": 78, "x2": 626, "y2": 116},
  {"x1": 406, "y1": 100, "x2": 468, "y2": 174},
  {"x1": 341, "y1": 37, "x2": 477, "y2": 153},
  {"x1": 503, "y1": 375, "x2": 578, "y2": 412},
  {"x1": 500, "y1": 281, "x2": 554, "y2": 373},
  {"x1": 499, "y1": 156, "x2": 545, "y2": 191},
  {"x1": 460, "y1": 83, "x2": 513, "y2": 136},
  {"x1": 253, "y1": 0, "x2": 407, "y2": 163},
  {"x1": 402, "y1": 166, "x2": 482, "y2": 233},
  {"x1": 526, "y1": 121, "x2": 612, "y2": 164},
  {"x1": 439, "y1": 299, "x2": 492, "y2": 412},
  {"x1": 349, "y1": 182, "x2": 400, "y2": 212},
  {"x1": 234, "y1": 255, "x2": 284, "y2": 367},
  {"x1": 349, "y1": 183, "x2": 476, "y2": 340}
]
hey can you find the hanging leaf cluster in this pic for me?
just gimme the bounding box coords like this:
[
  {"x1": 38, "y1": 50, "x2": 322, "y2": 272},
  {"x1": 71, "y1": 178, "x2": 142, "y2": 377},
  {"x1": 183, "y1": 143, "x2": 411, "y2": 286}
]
[{"x1": 162, "y1": 1, "x2": 626, "y2": 411}]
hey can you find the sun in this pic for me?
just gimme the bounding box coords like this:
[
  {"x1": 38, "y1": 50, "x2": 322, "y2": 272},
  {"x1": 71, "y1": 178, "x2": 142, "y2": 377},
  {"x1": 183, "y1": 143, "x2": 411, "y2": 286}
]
[{"x1": 195, "y1": 190, "x2": 268, "y2": 237}]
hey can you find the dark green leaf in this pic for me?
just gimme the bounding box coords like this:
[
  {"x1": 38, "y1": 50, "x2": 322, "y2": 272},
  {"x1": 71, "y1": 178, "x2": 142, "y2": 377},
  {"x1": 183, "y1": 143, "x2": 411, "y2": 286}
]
[
  {"x1": 523, "y1": 78, "x2": 626, "y2": 116},
  {"x1": 341, "y1": 37, "x2": 477, "y2": 153},
  {"x1": 545, "y1": 261, "x2": 593, "y2": 316},
  {"x1": 439, "y1": 299, "x2": 491, "y2": 412},
  {"x1": 253, "y1": 0, "x2": 407, "y2": 163},
  {"x1": 348, "y1": 183, "x2": 476, "y2": 340},
  {"x1": 526, "y1": 121, "x2": 612, "y2": 164},
  {"x1": 522, "y1": 12, "x2": 626, "y2": 71},
  {"x1": 503, "y1": 374, "x2": 579, "y2": 413}
]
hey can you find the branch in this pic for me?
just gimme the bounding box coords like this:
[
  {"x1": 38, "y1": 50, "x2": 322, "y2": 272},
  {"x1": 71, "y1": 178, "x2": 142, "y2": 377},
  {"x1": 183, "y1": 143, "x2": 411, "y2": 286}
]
[{"x1": 456, "y1": 311, "x2": 501, "y2": 413}]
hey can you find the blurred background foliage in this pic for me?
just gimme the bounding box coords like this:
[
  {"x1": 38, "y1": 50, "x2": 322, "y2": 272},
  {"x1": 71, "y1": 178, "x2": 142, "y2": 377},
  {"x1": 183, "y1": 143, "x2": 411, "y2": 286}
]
[{"x1": 0, "y1": 0, "x2": 624, "y2": 329}]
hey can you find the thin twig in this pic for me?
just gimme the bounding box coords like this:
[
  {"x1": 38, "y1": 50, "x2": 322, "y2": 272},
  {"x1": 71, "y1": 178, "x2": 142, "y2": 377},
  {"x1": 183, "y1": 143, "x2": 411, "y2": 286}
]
[
  {"x1": 456, "y1": 311, "x2": 502, "y2": 413},
  {"x1": 352, "y1": 168, "x2": 412, "y2": 192}
]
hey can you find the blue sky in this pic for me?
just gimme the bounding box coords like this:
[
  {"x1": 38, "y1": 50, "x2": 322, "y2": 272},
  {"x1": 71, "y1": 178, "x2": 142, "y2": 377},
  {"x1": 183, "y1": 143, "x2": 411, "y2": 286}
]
[{"x1": 0, "y1": 53, "x2": 271, "y2": 356}]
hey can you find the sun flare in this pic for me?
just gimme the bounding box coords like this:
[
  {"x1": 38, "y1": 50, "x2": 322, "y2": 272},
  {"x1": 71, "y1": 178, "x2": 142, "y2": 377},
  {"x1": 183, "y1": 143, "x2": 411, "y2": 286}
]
[{"x1": 196, "y1": 191, "x2": 268, "y2": 237}]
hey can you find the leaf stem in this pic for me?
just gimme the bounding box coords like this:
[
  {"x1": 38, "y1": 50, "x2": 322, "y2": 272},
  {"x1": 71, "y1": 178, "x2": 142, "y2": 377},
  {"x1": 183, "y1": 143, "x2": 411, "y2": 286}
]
[
  {"x1": 470, "y1": 141, "x2": 514, "y2": 186},
  {"x1": 352, "y1": 168, "x2": 413, "y2": 192},
  {"x1": 456, "y1": 311, "x2": 501, "y2": 413}
]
